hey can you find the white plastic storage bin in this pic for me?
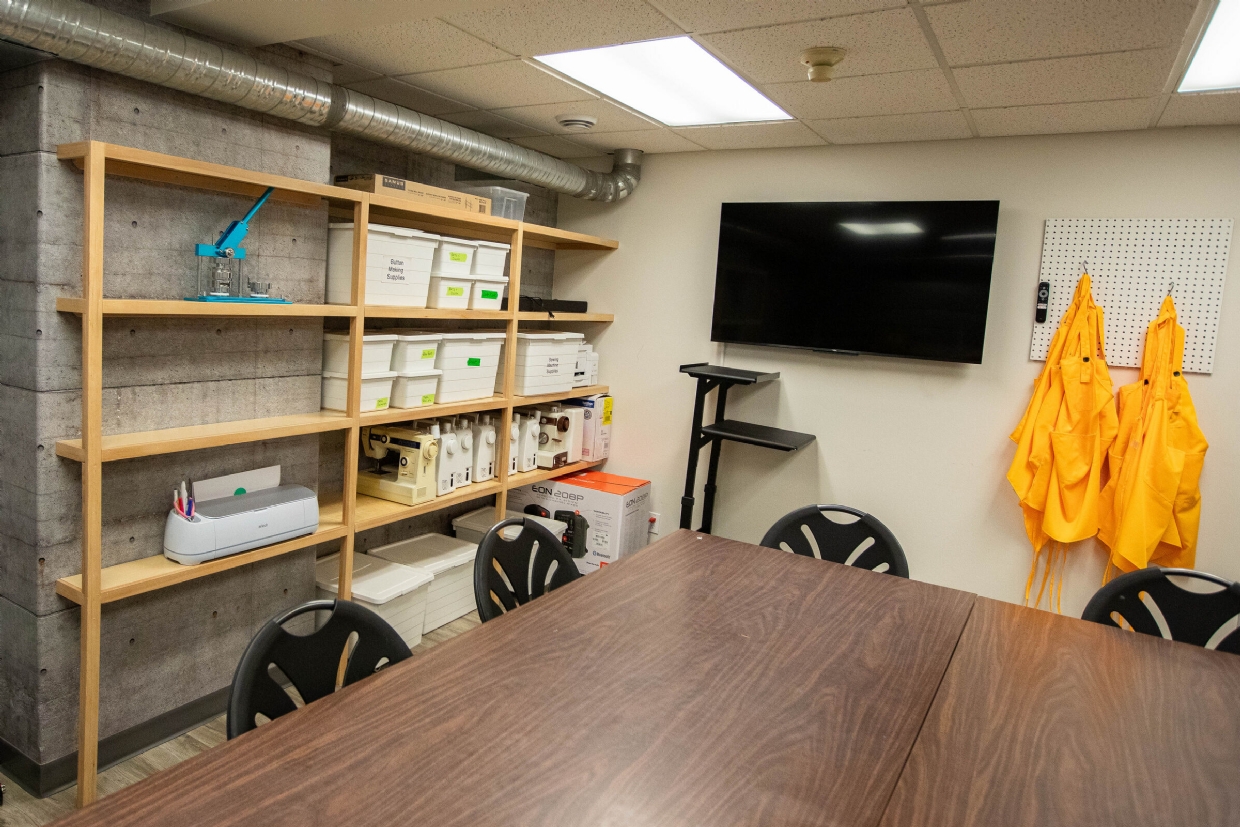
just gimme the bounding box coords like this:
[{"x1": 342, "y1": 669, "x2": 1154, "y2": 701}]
[
  {"x1": 327, "y1": 223, "x2": 439, "y2": 307},
  {"x1": 431, "y1": 236, "x2": 477, "y2": 276},
  {"x1": 457, "y1": 186, "x2": 529, "y2": 222},
  {"x1": 435, "y1": 332, "x2": 505, "y2": 403},
  {"x1": 471, "y1": 240, "x2": 511, "y2": 277},
  {"x1": 469, "y1": 274, "x2": 508, "y2": 310},
  {"x1": 452, "y1": 506, "x2": 567, "y2": 545},
  {"x1": 322, "y1": 371, "x2": 395, "y2": 411},
  {"x1": 322, "y1": 332, "x2": 396, "y2": 377},
  {"x1": 426, "y1": 273, "x2": 473, "y2": 309},
  {"x1": 367, "y1": 534, "x2": 478, "y2": 632},
  {"x1": 500, "y1": 332, "x2": 585, "y2": 395},
  {"x1": 390, "y1": 331, "x2": 441, "y2": 372},
  {"x1": 391, "y1": 368, "x2": 442, "y2": 408},
  {"x1": 314, "y1": 552, "x2": 433, "y2": 647}
]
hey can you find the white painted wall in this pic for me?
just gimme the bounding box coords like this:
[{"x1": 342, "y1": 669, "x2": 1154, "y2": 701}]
[{"x1": 556, "y1": 126, "x2": 1240, "y2": 617}]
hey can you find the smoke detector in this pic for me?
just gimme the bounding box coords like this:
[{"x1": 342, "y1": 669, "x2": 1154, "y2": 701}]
[
  {"x1": 800, "y1": 47, "x2": 847, "y2": 82},
  {"x1": 556, "y1": 114, "x2": 598, "y2": 131}
]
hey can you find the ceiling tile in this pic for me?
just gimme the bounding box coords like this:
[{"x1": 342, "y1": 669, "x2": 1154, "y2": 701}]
[
  {"x1": 701, "y1": 8, "x2": 938, "y2": 84},
  {"x1": 765, "y1": 69, "x2": 957, "y2": 119},
  {"x1": 438, "y1": 109, "x2": 546, "y2": 138},
  {"x1": 571, "y1": 128, "x2": 705, "y2": 154},
  {"x1": 653, "y1": 0, "x2": 905, "y2": 33},
  {"x1": 301, "y1": 19, "x2": 513, "y2": 76},
  {"x1": 925, "y1": 0, "x2": 1197, "y2": 66},
  {"x1": 672, "y1": 120, "x2": 826, "y2": 149},
  {"x1": 955, "y1": 49, "x2": 1177, "y2": 108},
  {"x1": 972, "y1": 98, "x2": 1153, "y2": 137},
  {"x1": 807, "y1": 110, "x2": 972, "y2": 143},
  {"x1": 344, "y1": 77, "x2": 474, "y2": 116},
  {"x1": 330, "y1": 62, "x2": 382, "y2": 85},
  {"x1": 1158, "y1": 91, "x2": 1240, "y2": 127},
  {"x1": 512, "y1": 134, "x2": 598, "y2": 159},
  {"x1": 444, "y1": 0, "x2": 683, "y2": 57},
  {"x1": 399, "y1": 60, "x2": 596, "y2": 110},
  {"x1": 491, "y1": 99, "x2": 658, "y2": 134}
]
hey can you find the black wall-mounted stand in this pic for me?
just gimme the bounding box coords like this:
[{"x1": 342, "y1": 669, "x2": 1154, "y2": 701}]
[{"x1": 679, "y1": 363, "x2": 816, "y2": 533}]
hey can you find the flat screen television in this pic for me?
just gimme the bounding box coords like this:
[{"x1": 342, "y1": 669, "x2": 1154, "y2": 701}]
[{"x1": 710, "y1": 200, "x2": 1000, "y2": 364}]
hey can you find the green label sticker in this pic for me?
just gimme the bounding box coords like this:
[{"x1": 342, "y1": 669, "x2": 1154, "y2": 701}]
[
  {"x1": 421, "y1": 393, "x2": 435, "y2": 404},
  {"x1": 449, "y1": 251, "x2": 468, "y2": 262},
  {"x1": 481, "y1": 289, "x2": 498, "y2": 299},
  {"x1": 446, "y1": 286, "x2": 465, "y2": 296},
  {"x1": 376, "y1": 397, "x2": 389, "y2": 409},
  {"x1": 421, "y1": 348, "x2": 436, "y2": 359},
  {"x1": 467, "y1": 357, "x2": 481, "y2": 366}
]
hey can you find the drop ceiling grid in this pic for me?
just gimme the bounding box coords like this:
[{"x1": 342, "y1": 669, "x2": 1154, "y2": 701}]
[{"x1": 288, "y1": 0, "x2": 1233, "y2": 158}]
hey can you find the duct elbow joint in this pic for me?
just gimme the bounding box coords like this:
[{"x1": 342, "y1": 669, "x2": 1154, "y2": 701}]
[{"x1": 584, "y1": 148, "x2": 643, "y2": 203}]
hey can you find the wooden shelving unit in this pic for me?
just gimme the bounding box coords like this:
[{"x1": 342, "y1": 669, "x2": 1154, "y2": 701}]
[{"x1": 54, "y1": 141, "x2": 617, "y2": 806}]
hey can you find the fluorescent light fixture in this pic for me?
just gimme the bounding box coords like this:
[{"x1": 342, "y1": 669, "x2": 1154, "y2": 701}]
[
  {"x1": 1180, "y1": 0, "x2": 1240, "y2": 92},
  {"x1": 535, "y1": 37, "x2": 791, "y2": 127},
  {"x1": 840, "y1": 221, "x2": 923, "y2": 236}
]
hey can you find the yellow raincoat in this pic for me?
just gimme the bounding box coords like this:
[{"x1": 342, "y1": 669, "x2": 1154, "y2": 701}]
[
  {"x1": 1007, "y1": 275, "x2": 1118, "y2": 609},
  {"x1": 1099, "y1": 297, "x2": 1207, "y2": 575}
]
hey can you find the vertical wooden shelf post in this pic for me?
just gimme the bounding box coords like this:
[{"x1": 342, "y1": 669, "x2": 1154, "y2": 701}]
[
  {"x1": 337, "y1": 198, "x2": 369, "y2": 601},
  {"x1": 494, "y1": 227, "x2": 524, "y2": 521}
]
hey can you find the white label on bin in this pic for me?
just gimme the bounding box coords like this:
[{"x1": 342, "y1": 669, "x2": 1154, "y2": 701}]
[
  {"x1": 446, "y1": 286, "x2": 465, "y2": 296},
  {"x1": 389, "y1": 257, "x2": 408, "y2": 267},
  {"x1": 421, "y1": 348, "x2": 435, "y2": 359},
  {"x1": 547, "y1": 357, "x2": 560, "y2": 366},
  {"x1": 421, "y1": 393, "x2": 435, "y2": 404},
  {"x1": 449, "y1": 252, "x2": 468, "y2": 262}
]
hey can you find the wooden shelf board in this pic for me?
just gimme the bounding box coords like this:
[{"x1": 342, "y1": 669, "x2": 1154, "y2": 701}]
[
  {"x1": 56, "y1": 298, "x2": 357, "y2": 317},
  {"x1": 507, "y1": 459, "x2": 605, "y2": 488},
  {"x1": 513, "y1": 385, "x2": 609, "y2": 408},
  {"x1": 56, "y1": 411, "x2": 355, "y2": 463},
  {"x1": 354, "y1": 481, "x2": 504, "y2": 532},
  {"x1": 522, "y1": 224, "x2": 618, "y2": 251},
  {"x1": 54, "y1": 501, "x2": 346, "y2": 605},
  {"x1": 360, "y1": 395, "x2": 509, "y2": 427},
  {"x1": 516, "y1": 312, "x2": 613, "y2": 323},
  {"x1": 366, "y1": 194, "x2": 520, "y2": 240},
  {"x1": 363, "y1": 305, "x2": 511, "y2": 320}
]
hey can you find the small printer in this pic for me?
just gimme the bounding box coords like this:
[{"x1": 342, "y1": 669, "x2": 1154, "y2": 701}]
[{"x1": 163, "y1": 484, "x2": 319, "y2": 565}]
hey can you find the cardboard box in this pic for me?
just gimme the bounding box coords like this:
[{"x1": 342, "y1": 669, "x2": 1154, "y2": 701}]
[
  {"x1": 334, "y1": 174, "x2": 491, "y2": 216},
  {"x1": 507, "y1": 470, "x2": 650, "y2": 575},
  {"x1": 564, "y1": 394, "x2": 611, "y2": 461}
]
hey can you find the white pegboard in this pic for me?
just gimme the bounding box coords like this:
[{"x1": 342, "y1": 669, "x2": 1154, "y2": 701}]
[{"x1": 1031, "y1": 218, "x2": 1232, "y2": 374}]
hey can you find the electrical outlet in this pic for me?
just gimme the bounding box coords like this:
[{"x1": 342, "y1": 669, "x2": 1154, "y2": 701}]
[{"x1": 648, "y1": 512, "x2": 661, "y2": 535}]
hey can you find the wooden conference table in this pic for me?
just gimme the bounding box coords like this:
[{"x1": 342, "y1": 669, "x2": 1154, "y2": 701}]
[{"x1": 55, "y1": 531, "x2": 1240, "y2": 827}]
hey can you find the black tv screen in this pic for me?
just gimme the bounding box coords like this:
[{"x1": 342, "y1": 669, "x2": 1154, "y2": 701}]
[{"x1": 711, "y1": 200, "x2": 999, "y2": 364}]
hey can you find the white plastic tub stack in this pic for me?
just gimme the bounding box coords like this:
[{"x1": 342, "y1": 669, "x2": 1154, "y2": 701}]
[
  {"x1": 500, "y1": 332, "x2": 585, "y2": 396},
  {"x1": 428, "y1": 236, "x2": 478, "y2": 309},
  {"x1": 436, "y1": 332, "x2": 505, "y2": 402},
  {"x1": 469, "y1": 241, "x2": 510, "y2": 310},
  {"x1": 314, "y1": 552, "x2": 433, "y2": 647},
  {"x1": 368, "y1": 533, "x2": 478, "y2": 632},
  {"x1": 391, "y1": 368, "x2": 442, "y2": 408},
  {"x1": 389, "y1": 331, "x2": 441, "y2": 372},
  {"x1": 322, "y1": 332, "x2": 398, "y2": 411},
  {"x1": 326, "y1": 223, "x2": 439, "y2": 307}
]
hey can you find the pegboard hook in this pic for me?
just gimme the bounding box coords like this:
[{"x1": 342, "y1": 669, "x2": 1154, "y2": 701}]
[
  {"x1": 1080, "y1": 259, "x2": 1090, "y2": 275},
  {"x1": 1167, "y1": 281, "x2": 1176, "y2": 297}
]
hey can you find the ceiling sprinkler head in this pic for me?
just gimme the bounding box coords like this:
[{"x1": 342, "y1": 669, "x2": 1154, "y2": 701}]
[
  {"x1": 800, "y1": 47, "x2": 847, "y2": 82},
  {"x1": 556, "y1": 114, "x2": 598, "y2": 131}
]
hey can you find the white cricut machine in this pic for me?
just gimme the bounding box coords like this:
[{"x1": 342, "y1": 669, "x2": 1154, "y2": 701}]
[{"x1": 163, "y1": 466, "x2": 318, "y2": 565}]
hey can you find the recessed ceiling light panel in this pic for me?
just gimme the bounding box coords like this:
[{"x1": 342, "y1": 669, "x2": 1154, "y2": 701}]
[
  {"x1": 1179, "y1": 0, "x2": 1240, "y2": 92},
  {"x1": 536, "y1": 37, "x2": 791, "y2": 127}
]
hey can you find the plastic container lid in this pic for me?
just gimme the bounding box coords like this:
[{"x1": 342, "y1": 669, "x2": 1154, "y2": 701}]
[
  {"x1": 515, "y1": 331, "x2": 585, "y2": 340},
  {"x1": 396, "y1": 367, "x2": 442, "y2": 378},
  {"x1": 315, "y1": 552, "x2": 432, "y2": 604},
  {"x1": 472, "y1": 273, "x2": 510, "y2": 283},
  {"x1": 323, "y1": 370, "x2": 396, "y2": 379},
  {"x1": 452, "y1": 506, "x2": 568, "y2": 541},
  {"x1": 369, "y1": 533, "x2": 478, "y2": 576},
  {"x1": 439, "y1": 331, "x2": 506, "y2": 340},
  {"x1": 323, "y1": 332, "x2": 397, "y2": 342},
  {"x1": 473, "y1": 240, "x2": 512, "y2": 250},
  {"x1": 329, "y1": 222, "x2": 441, "y2": 241},
  {"x1": 439, "y1": 236, "x2": 478, "y2": 247},
  {"x1": 391, "y1": 331, "x2": 443, "y2": 341}
]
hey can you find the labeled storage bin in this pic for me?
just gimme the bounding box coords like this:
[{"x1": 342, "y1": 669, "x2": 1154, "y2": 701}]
[
  {"x1": 322, "y1": 332, "x2": 396, "y2": 377},
  {"x1": 367, "y1": 533, "x2": 478, "y2": 632},
  {"x1": 471, "y1": 240, "x2": 511, "y2": 277},
  {"x1": 499, "y1": 331, "x2": 585, "y2": 395},
  {"x1": 315, "y1": 552, "x2": 433, "y2": 647},
  {"x1": 391, "y1": 368, "x2": 442, "y2": 408},
  {"x1": 436, "y1": 332, "x2": 505, "y2": 403},
  {"x1": 452, "y1": 506, "x2": 567, "y2": 545},
  {"x1": 327, "y1": 223, "x2": 438, "y2": 307},
  {"x1": 427, "y1": 273, "x2": 473, "y2": 309},
  {"x1": 470, "y1": 274, "x2": 508, "y2": 310},
  {"x1": 456, "y1": 186, "x2": 529, "y2": 222},
  {"x1": 390, "y1": 331, "x2": 441, "y2": 372},
  {"x1": 322, "y1": 371, "x2": 395, "y2": 411},
  {"x1": 431, "y1": 236, "x2": 477, "y2": 276}
]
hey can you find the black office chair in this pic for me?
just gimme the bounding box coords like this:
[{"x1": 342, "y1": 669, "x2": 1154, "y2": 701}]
[
  {"x1": 226, "y1": 599, "x2": 412, "y2": 738},
  {"x1": 474, "y1": 517, "x2": 581, "y2": 622},
  {"x1": 1081, "y1": 567, "x2": 1240, "y2": 654},
  {"x1": 760, "y1": 504, "x2": 910, "y2": 578}
]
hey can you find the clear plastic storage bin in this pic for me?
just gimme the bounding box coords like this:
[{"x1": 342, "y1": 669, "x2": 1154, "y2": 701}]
[{"x1": 456, "y1": 186, "x2": 529, "y2": 222}]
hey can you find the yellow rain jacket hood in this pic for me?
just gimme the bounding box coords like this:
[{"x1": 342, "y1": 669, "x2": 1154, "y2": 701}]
[
  {"x1": 1099, "y1": 297, "x2": 1207, "y2": 574},
  {"x1": 1007, "y1": 275, "x2": 1118, "y2": 607}
]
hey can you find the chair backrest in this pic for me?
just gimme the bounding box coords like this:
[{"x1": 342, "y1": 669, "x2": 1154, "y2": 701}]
[
  {"x1": 226, "y1": 599, "x2": 412, "y2": 739},
  {"x1": 759, "y1": 504, "x2": 909, "y2": 578},
  {"x1": 474, "y1": 517, "x2": 581, "y2": 622},
  {"x1": 1081, "y1": 568, "x2": 1240, "y2": 654}
]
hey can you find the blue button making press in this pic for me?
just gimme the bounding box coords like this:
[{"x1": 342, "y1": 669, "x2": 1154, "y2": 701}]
[{"x1": 190, "y1": 186, "x2": 291, "y2": 303}]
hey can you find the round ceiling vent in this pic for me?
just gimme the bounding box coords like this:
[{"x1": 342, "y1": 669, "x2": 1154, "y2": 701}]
[
  {"x1": 800, "y1": 47, "x2": 847, "y2": 82},
  {"x1": 556, "y1": 114, "x2": 598, "y2": 131}
]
